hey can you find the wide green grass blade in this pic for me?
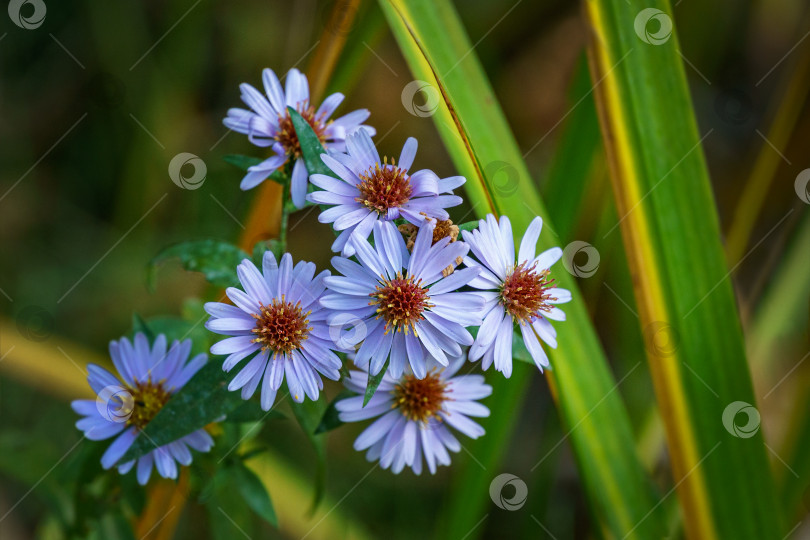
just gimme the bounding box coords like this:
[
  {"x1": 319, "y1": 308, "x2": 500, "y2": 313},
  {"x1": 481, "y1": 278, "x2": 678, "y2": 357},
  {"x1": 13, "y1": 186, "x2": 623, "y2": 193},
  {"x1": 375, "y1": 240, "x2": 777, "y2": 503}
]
[
  {"x1": 585, "y1": 0, "x2": 782, "y2": 537},
  {"x1": 380, "y1": 1, "x2": 665, "y2": 538}
]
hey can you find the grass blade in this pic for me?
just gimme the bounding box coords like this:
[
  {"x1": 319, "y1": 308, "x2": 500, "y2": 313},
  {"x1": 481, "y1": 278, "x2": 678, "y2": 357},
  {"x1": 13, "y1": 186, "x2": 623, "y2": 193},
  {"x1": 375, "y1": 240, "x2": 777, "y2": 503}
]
[{"x1": 586, "y1": 0, "x2": 782, "y2": 537}]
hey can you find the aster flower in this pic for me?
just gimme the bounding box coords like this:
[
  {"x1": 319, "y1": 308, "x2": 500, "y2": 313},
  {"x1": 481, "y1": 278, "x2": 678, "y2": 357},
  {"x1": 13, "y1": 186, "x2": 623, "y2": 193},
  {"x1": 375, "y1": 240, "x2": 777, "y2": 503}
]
[
  {"x1": 204, "y1": 252, "x2": 343, "y2": 408},
  {"x1": 321, "y1": 220, "x2": 484, "y2": 379},
  {"x1": 223, "y1": 67, "x2": 374, "y2": 207},
  {"x1": 307, "y1": 129, "x2": 465, "y2": 256},
  {"x1": 71, "y1": 333, "x2": 213, "y2": 485},
  {"x1": 462, "y1": 215, "x2": 572, "y2": 376},
  {"x1": 336, "y1": 355, "x2": 491, "y2": 475}
]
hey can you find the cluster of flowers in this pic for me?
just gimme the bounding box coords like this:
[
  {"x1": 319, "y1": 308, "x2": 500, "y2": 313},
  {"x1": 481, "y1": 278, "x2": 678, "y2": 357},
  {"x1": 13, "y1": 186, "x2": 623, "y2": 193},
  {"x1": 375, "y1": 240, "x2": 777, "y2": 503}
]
[{"x1": 73, "y1": 68, "x2": 570, "y2": 482}]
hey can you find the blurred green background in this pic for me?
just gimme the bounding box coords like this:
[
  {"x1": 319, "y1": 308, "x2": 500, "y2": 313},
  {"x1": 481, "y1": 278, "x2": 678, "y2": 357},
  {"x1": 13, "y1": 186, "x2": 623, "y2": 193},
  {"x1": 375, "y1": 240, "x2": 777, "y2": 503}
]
[{"x1": 2, "y1": 0, "x2": 809, "y2": 538}]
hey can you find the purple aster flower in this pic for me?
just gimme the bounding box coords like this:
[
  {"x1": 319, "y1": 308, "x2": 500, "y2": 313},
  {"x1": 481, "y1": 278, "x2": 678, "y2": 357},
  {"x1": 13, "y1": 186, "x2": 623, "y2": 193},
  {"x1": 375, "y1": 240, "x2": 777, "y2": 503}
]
[
  {"x1": 320, "y1": 220, "x2": 484, "y2": 379},
  {"x1": 336, "y1": 356, "x2": 491, "y2": 474},
  {"x1": 462, "y1": 215, "x2": 572, "y2": 376},
  {"x1": 204, "y1": 252, "x2": 343, "y2": 408},
  {"x1": 71, "y1": 333, "x2": 213, "y2": 485},
  {"x1": 223, "y1": 67, "x2": 375, "y2": 207},
  {"x1": 307, "y1": 129, "x2": 465, "y2": 256}
]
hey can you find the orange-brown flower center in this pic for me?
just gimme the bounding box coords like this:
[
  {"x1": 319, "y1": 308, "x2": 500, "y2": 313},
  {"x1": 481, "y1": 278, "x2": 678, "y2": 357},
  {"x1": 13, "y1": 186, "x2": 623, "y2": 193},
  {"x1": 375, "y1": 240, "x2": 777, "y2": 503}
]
[
  {"x1": 370, "y1": 272, "x2": 431, "y2": 334},
  {"x1": 392, "y1": 370, "x2": 448, "y2": 423},
  {"x1": 126, "y1": 380, "x2": 171, "y2": 431},
  {"x1": 356, "y1": 158, "x2": 413, "y2": 215},
  {"x1": 500, "y1": 262, "x2": 556, "y2": 323},
  {"x1": 251, "y1": 297, "x2": 312, "y2": 356},
  {"x1": 275, "y1": 104, "x2": 328, "y2": 159}
]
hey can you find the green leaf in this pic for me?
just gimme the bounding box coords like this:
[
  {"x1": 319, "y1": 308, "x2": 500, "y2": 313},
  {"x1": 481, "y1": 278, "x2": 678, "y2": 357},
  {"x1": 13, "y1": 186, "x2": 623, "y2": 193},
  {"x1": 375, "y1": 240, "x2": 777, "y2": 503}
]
[
  {"x1": 224, "y1": 154, "x2": 264, "y2": 170},
  {"x1": 288, "y1": 107, "x2": 335, "y2": 178},
  {"x1": 120, "y1": 360, "x2": 244, "y2": 463},
  {"x1": 223, "y1": 155, "x2": 287, "y2": 186},
  {"x1": 380, "y1": 1, "x2": 665, "y2": 538},
  {"x1": 363, "y1": 360, "x2": 389, "y2": 406},
  {"x1": 315, "y1": 390, "x2": 353, "y2": 434},
  {"x1": 136, "y1": 315, "x2": 212, "y2": 356},
  {"x1": 224, "y1": 401, "x2": 285, "y2": 424},
  {"x1": 586, "y1": 0, "x2": 781, "y2": 537},
  {"x1": 233, "y1": 460, "x2": 278, "y2": 527},
  {"x1": 130, "y1": 313, "x2": 155, "y2": 342},
  {"x1": 289, "y1": 397, "x2": 327, "y2": 513},
  {"x1": 541, "y1": 53, "x2": 604, "y2": 241},
  {"x1": 148, "y1": 239, "x2": 248, "y2": 290},
  {"x1": 457, "y1": 220, "x2": 479, "y2": 232}
]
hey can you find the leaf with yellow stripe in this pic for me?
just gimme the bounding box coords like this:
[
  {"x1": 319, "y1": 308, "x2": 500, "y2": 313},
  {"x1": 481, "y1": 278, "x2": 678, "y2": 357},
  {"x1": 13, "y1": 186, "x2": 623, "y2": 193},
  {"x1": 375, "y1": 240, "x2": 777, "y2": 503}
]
[{"x1": 586, "y1": 0, "x2": 781, "y2": 537}]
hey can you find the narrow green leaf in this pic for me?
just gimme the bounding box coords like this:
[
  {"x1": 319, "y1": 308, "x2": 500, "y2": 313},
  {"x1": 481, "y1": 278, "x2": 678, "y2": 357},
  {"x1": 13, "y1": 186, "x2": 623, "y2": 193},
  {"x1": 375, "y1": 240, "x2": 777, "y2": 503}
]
[
  {"x1": 233, "y1": 460, "x2": 278, "y2": 527},
  {"x1": 363, "y1": 360, "x2": 389, "y2": 406},
  {"x1": 224, "y1": 401, "x2": 285, "y2": 424},
  {"x1": 288, "y1": 107, "x2": 334, "y2": 178},
  {"x1": 130, "y1": 313, "x2": 154, "y2": 342},
  {"x1": 120, "y1": 361, "x2": 243, "y2": 463},
  {"x1": 586, "y1": 0, "x2": 781, "y2": 537},
  {"x1": 148, "y1": 239, "x2": 248, "y2": 290},
  {"x1": 223, "y1": 155, "x2": 287, "y2": 186},
  {"x1": 223, "y1": 154, "x2": 264, "y2": 170},
  {"x1": 541, "y1": 53, "x2": 604, "y2": 241}
]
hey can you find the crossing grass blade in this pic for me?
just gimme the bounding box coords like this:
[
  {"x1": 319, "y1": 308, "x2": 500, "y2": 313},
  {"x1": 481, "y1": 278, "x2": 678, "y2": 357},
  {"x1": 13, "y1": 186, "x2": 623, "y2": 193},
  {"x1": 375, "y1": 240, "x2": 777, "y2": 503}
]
[
  {"x1": 379, "y1": 1, "x2": 666, "y2": 537},
  {"x1": 585, "y1": 0, "x2": 782, "y2": 537}
]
